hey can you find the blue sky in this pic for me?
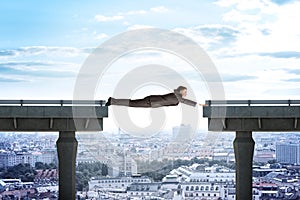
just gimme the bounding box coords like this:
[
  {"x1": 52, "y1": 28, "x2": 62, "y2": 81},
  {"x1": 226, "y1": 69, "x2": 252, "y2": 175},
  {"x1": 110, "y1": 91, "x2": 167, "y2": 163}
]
[
  {"x1": 0, "y1": 0, "x2": 225, "y2": 47},
  {"x1": 1, "y1": 0, "x2": 300, "y2": 131}
]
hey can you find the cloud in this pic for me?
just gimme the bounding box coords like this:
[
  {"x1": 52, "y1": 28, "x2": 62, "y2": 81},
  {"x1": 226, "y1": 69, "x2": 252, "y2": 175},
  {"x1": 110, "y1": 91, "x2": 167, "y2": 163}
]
[
  {"x1": 95, "y1": 10, "x2": 148, "y2": 25},
  {"x1": 95, "y1": 33, "x2": 108, "y2": 40},
  {"x1": 214, "y1": 0, "x2": 275, "y2": 11},
  {"x1": 0, "y1": 61, "x2": 77, "y2": 81},
  {"x1": 0, "y1": 46, "x2": 89, "y2": 58},
  {"x1": 0, "y1": 50, "x2": 16, "y2": 57},
  {"x1": 264, "y1": 88, "x2": 300, "y2": 96},
  {"x1": 0, "y1": 61, "x2": 52, "y2": 67},
  {"x1": 127, "y1": 24, "x2": 154, "y2": 30},
  {"x1": 94, "y1": 10, "x2": 147, "y2": 23},
  {"x1": 0, "y1": 47, "x2": 89, "y2": 84},
  {"x1": 0, "y1": 61, "x2": 77, "y2": 70},
  {"x1": 0, "y1": 76, "x2": 25, "y2": 83},
  {"x1": 221, "y1": 73, "x2": 257, "y2": 82},
  {"x1": 258, "y1": 51, "x2": 300, "y2": 58},
  {"x1": 282, "y1": 68, "x2": 300, "y2": 76},
  {"x1": 270, "y1": 0, "x2": 296, "y2": 5},
  {"x1": 212, "y1": 0, "x2": 300, "y2": 56},
  {"x1": 219, "y1": 51, "x2": 300, "y2": 59},
  {"x1": 150, "y1": 6, "x2": 169, "y2": 13},
  {"x1": 95, "y1": 6, "x2": 170, "y2": 25},
  {"x1": 19, "y1": 46, "x2": 84, "y2": 56},
  {"x1": 123, "y1": 21, "x2": 130, "y2": 26},
  {"x1": 285, "y1": 78, "x2": 300, "y2": 82},
  {"x1": 118, "y1": 10, "x2": 147, "y2": 15},
  {"x1": 222, "y1": 9, "x2": 261, "y2": 22},
  {"x1": 173, "y1": 24, "x2": 240, "y2": 51},
  {"x1": 205, "y1": 73, "x2": 257, "y2": 82},
  {"x1": 260, "y1": 28, "x2": 271, "y2": 35},
  {"x1": 187, "y1": 72, "x2": 256, "y2": 82},
  {"x1": 94, "y1": 14, "x2": 124, "y2": 22},
  {"x1": 194, "y1": 24, "x2": 240, "y2": 42}
]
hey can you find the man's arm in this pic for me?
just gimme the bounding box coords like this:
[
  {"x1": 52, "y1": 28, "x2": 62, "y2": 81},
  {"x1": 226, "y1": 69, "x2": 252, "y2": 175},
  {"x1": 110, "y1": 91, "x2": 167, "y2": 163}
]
[
  {"x1": 173, "y1": 91, "x2": 197, "y2": 107},
  {"x1": 181, "y1": 98, "x2": 197, "y2": 107}
]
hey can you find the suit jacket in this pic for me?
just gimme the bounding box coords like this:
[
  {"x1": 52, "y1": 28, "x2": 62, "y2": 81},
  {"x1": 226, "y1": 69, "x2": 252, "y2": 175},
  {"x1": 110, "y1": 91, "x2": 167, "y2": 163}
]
[{"x1": 148, "y1": 89, "x2": 197, "y2": 107}]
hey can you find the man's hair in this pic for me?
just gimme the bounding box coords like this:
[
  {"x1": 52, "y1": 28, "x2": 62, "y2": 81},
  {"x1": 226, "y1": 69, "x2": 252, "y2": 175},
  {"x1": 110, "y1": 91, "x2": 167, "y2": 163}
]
[{"x1": 177, "y1": 86, "x2": 187, "y2": 91}]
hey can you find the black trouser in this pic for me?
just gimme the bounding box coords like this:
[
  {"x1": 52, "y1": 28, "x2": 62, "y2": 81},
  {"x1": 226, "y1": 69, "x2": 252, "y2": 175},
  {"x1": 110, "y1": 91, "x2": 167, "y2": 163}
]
[{"x1": 111, "y1": 96, "x2": 152, "y2": 107}]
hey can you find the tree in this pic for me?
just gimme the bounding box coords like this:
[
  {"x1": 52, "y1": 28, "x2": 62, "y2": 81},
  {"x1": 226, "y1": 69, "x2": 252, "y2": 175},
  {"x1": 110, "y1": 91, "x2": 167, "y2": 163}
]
[
  {"x1": 35, "y1": 162, "x2": 57, "y2": 170},
  {"x1": 0, "y1": 163, "x2": 37, "y2": 182},
  {"x1": 268, "y1": 159, "x2": 277, "y2": 165},
  {"x1": 35, "y1": 162, "x2": 45, "y2": 169},
  {"x1": 76, "y1": 162, "x2": 108, "y2": 191},
  {"x1": 48, "y1": 162, "x2": 57, "y2": 169}
]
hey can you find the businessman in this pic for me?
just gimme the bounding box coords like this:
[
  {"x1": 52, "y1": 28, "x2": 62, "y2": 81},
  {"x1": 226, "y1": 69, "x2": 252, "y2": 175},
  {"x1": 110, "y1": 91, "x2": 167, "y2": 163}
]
[{"x1": 105, "y1": 86, "x2": 205, "y2": 108}]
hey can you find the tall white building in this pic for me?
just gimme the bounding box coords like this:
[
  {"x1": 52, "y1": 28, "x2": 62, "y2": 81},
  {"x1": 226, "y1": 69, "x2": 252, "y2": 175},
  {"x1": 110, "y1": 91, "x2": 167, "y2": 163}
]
[
  {"x1": 276, "y1": 143, "x2": 300, "y2": 164},
  {"x1": 172, "y1": 124, "x2": 192, "y2": 142},
  {"x1": 107, "y1": 154, "x2": 137, "y2": 177},
  {"x1": 0, "y1": 151, "x2": 16, "y2": 167},
  {"x1": 15, "y1": 152, "x2": 32, "y2": 166}
]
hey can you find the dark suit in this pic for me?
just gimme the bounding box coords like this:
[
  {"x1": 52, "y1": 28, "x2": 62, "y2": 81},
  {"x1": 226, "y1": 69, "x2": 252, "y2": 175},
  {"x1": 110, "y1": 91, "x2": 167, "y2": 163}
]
[{"x1": 110, "y1": 89, "x2": 197, "y2": 107}]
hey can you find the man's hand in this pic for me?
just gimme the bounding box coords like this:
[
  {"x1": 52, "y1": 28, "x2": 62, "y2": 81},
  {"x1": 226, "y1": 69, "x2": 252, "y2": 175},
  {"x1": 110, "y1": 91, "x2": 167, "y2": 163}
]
[{"x1": 199, "y1": 103, "x2": 207, "y2": 106}]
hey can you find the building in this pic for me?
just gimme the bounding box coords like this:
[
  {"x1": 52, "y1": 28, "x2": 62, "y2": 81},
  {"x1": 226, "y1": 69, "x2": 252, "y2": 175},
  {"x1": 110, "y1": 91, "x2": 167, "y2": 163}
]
[
  {"x1": 107, "y1": 154, "x2": 138, "y2": 177},
  {"x1": 0, "y1": 142, "x2": 11, "y2": 150},
  {"x1": 181, "y1": 182, "x2": 222, "y2": 199},
  {"x1": 0, "y1": 149, "x2": 57, "y2": 168},
  {"x1": 0, "y1": 151, "x2": 16, "y2": 167},
  {"x1": 172, "y1": 124, "x2": 192, "y2": 142},
  {"x1": 126, "y1": 182, "x2": 161, "y2": 199},
  {"x1": 252, "y1": 182, "x2": 278, "y2": 199},
  {"x1": 276, "y1": 143, "x2": 300, "y2": 164},
  {"x1": 196, "y1": 148, "x2": 214, "y2": 159},
  {"x1": 212, "y1": 152, "x2": 228, "y2": 161},
  {"x1": 40, "y1": 148, "x2": 57, "y2": 164},
  {"x1": 15, "y1": 151, "x2": 32, "y2": 166},
  {"x1": 162, "y1": 165, "x2": 236, "y2": 199},
  {"x1": 88, "y1": 175, "x2": 152, "y2": 191},
  {"x1": 253, "y1": 166, "x2": 286, "y2": 178},
  {"x1": 254, "y1": 148, "x2": 275, "y2": 163}
]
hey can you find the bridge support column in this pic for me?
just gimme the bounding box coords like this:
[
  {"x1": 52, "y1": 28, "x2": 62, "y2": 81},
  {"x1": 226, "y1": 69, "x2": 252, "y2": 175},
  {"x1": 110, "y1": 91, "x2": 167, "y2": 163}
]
[
  {"x1": 234, "y1": 131, "x2": 254, "y2": 200},
  {"x1": 57, "y1": 131, "x2": 78, "y2": 200}
]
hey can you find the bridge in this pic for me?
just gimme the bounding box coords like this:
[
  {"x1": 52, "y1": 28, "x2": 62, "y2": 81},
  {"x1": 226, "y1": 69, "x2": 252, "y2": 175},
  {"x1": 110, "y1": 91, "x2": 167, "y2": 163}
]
[
  {"x1": 0, "y1": 100, "x2": 108, "y2": 199},
  {"x1": 203, "y1": 100, "x2": 300, "y2": 200},
  {"x1": 1, "y1": 99, "x2": 299, "y2": 199}
]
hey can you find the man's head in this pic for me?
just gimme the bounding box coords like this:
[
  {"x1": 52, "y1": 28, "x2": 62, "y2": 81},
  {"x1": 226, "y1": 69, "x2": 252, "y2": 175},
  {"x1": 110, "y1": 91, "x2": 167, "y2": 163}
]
[{"x1": 177, "y1": 86, "x2": 187, "y2": 97}]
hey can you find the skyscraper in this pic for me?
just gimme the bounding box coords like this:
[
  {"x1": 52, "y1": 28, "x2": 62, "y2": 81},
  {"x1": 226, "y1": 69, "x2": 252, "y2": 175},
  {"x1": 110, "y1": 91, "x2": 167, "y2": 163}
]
[
  {"x1": 172, "y1": 124, "x2": 192, "y2": 142},
  {"x1": 276, "y1": 143, "x2": 300, "y2": 164}
]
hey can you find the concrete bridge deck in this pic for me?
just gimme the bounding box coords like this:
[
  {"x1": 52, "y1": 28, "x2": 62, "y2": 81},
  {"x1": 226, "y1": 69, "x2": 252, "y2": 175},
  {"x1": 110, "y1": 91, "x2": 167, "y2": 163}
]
[
  {"x1": 0, "y1": 100, "x2": 108, "y2": 199},
  {"x1": 1, "y1": 99, "x2": 299, "y2": 199},
  {"x1": 203, "y1": 100, "x2": 300, "y2": 200}
]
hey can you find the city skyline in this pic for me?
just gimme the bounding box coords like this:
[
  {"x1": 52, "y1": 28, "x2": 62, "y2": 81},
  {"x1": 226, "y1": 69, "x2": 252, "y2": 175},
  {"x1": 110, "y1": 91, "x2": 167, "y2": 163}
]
[{"x1": 1, "y1": 131, "x2": 300, "y2": 199}]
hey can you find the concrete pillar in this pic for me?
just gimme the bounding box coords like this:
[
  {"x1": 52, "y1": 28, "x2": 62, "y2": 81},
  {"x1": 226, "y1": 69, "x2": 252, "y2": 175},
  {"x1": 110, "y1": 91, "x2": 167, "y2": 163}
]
[
  {"x1": 56, "y1": 131, "x2": 78, "y2": 200},
  {"x1": 234, "y1": 131, "x2": 255, "y2": 200}
]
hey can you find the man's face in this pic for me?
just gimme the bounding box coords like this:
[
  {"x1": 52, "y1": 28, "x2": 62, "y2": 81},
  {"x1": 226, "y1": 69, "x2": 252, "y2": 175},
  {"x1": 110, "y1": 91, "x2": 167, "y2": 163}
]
[{"x1": 180, "y1": 89, "x2": 187, "y2": 97}]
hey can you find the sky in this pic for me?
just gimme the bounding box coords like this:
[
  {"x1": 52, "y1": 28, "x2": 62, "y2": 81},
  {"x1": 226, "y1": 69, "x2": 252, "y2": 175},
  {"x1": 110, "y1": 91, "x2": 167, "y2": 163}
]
[{"x1": 1, "y1": 0, "x2": 300, "y2": 132}]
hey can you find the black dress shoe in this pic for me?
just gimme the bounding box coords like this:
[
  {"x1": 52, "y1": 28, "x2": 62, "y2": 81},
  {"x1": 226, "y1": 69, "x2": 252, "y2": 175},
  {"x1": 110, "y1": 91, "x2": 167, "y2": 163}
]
[{"x1": 105, "y1": 97, "x2": 112, "y2": 106}]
